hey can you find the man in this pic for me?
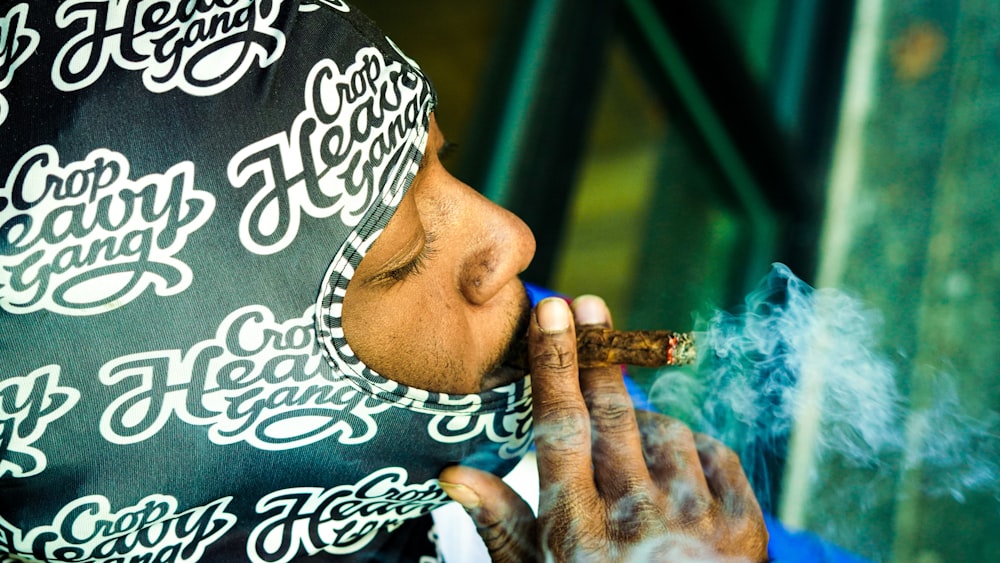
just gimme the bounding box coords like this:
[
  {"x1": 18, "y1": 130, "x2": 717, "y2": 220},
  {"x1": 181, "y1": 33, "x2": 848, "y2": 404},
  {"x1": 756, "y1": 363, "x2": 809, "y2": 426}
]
[{"x1": 0, "y1": 1, "x2": 767, "y2": 561}]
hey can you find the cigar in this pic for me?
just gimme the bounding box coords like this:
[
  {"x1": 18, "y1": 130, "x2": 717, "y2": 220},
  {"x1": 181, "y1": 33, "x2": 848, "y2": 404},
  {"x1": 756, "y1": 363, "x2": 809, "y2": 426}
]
[{"x1": 509, "y1": 328, "x2": 696, "y2": 370}]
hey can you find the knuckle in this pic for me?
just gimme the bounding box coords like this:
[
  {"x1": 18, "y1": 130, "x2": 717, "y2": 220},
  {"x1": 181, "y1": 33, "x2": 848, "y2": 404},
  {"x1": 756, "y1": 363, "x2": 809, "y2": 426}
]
[
  {"x1": 606, "y1": 490, "x2": 656, "y2": 533},
  {"x1": 664, "y1": 420, "x2": 696, "y2": 447},
  {"x1": 535, "y1": 406, "x2": 590, "y2": 452},
  {"x1": 717, "y1": 484, "x2": 757, "y2": 518},
  {"x1": 696, "y1": 434, "x2": 744, "y2": 471},
  {"x1": 476, "y1": 519, "x2": 513, "y2": 549},
  {"x1": 475, "y1": 512, "x2": 539, "y2": 560},
  {"x1": 663, "y1": 481, "x2": 713, "y2": 522},
  {"x1": 639, "y1": 411, "x2": 693, "y2": 443},
  {"x1": 530, "y1": 341, "x2": 576, "y2": 373},
  {"x1": 539, "y1": 497, "x2": 607, "y2": 559},
  {"x1": 694, "y1": 433, "x2": 727, "y2": 455},
  {"x1": 586, "y1": 392, "x2": 636, "y2": 428}
]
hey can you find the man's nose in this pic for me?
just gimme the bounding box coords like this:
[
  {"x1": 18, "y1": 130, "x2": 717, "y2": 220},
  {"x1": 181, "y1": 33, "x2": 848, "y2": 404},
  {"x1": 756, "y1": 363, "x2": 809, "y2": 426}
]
[{"x1": 458, "y1": 197, "x2": 536, "y2": 306}]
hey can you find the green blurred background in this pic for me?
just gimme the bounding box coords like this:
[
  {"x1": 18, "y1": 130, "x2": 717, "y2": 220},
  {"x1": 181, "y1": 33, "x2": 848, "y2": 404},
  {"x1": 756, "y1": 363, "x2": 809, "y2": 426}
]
[{"x1": 357, "y1": 0, "x2": 999, "y2": 561}]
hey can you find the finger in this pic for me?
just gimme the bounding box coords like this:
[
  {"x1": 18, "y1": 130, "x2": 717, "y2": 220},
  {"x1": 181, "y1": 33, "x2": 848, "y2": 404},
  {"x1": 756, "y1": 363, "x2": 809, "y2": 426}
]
[
  {"x1": 528, "y1": 298, "x2": 595, "y2": 498},
  {"x1": 571, "y1": 293, "x2": 615, "y2": 331},
  {"x1": 694, "y1": 433, "x2": 758, "y2": 514},
  {"x1": 635, "y1": 411, "x2": 712, "y2": 513},
  {"x1": 572, "y1": 296, "x2": 649, "y2": 500},
  {"x1": 694, "y1": 434, "x2": 770, "y2": 560},
  {"x1": 439, "y1": 465, "x2": 539, "y2": 563}
]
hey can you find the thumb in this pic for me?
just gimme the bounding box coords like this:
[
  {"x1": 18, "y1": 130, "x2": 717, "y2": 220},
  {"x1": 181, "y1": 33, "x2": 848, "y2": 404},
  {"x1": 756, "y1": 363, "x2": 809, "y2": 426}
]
[{"x1": 438, "y1": 465, "x2": 539, "y2": 563}]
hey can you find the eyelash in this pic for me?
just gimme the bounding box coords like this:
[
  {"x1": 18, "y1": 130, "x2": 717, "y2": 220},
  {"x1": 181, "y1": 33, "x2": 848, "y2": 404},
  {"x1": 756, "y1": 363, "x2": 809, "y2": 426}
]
[{"x1": 384, "y1": 231, "x2": 438, "y2": 283}]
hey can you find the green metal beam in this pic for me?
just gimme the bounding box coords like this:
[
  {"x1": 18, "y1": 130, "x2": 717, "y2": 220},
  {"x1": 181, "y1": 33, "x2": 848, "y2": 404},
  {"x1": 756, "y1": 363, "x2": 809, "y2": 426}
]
[{"x1": 624, "y1": 0, "x2": 779, "y2": 291}]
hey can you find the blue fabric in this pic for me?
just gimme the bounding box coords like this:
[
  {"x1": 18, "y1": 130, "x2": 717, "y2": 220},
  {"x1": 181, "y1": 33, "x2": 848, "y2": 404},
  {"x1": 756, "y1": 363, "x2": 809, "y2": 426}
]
[
  {"x1": 524, "y1": 281, "x2": 563, "y2": 307},
  {"x1": 765, "y1": 515, "x2": 871, "y2": 562}
]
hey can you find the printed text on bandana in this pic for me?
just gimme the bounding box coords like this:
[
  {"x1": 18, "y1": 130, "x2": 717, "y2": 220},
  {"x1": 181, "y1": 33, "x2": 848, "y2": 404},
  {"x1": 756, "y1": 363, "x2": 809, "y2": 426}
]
[
  {"x1": 0, "y1": 365, "x2": 80, "y2": 478},
  {"x1": 99, "y1": 305, "x2": 392, "y2": 449},
  {"x1": 0, "y1": 495, "x2": 235, "y2": 562},
  {"x1": 52, "y1": 0, "x2": 286, "y2": 95},
  {"x1": 428, "y1": 389, "x2": 533, "y2": 461},
  {"x1": 0, "y1": 3, "x2": 40, "y2": 126},
  {"x1": 229, "y1": 48, "x2": 426, "y2": 255},
  {"x1": 0, "y1": 145, "x2": 215, "y2": 316},
  {"x1": 248, "y1": 467, "x2": 447, "y2": 562}
]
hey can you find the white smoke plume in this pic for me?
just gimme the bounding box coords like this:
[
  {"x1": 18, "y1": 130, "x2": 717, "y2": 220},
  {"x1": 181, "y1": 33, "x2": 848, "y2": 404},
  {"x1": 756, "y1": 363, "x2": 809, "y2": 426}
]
[{"x1": 648, "y1": 264, "x2": 999, "y2": 543}]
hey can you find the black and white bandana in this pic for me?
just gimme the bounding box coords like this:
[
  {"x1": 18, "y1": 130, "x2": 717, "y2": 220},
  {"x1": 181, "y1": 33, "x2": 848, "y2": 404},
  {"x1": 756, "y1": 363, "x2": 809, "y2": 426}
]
[{"x1": 0, "y1": 2, "x2": 531, "y2": 561}]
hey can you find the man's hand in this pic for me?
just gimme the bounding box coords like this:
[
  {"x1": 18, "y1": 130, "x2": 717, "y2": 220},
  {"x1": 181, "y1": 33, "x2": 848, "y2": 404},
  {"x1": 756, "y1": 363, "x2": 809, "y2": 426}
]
[{"x1": 438, "y1": 296, "x2": 769, "y2": 562}]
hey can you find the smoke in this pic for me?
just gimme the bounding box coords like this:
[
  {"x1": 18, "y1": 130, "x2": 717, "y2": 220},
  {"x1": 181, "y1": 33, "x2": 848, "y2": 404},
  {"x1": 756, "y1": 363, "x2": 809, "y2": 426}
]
[
  {"x1": 647, "y1": 263, "x2": 999, "y2": 536},
  {"x1": 901, "y1": 373, "x2": 1000, "y2": 503}
]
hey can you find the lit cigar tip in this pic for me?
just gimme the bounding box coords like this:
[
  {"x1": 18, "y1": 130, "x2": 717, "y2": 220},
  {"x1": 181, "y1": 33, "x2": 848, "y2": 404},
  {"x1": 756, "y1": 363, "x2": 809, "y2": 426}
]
[{"x1": 668, "y1": 332, "x2": 698, "y2": 366}]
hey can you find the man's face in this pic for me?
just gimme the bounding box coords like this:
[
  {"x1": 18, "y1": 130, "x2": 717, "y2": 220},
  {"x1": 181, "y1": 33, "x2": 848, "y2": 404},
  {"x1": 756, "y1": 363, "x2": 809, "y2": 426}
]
[{"x1": 341, "y1": 114, "x2": 537, "y2": 394}]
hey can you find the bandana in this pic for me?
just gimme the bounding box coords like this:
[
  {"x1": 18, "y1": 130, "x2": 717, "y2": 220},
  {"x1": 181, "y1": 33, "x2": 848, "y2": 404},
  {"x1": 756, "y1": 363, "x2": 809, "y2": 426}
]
[{"x1": 0, "y1": 2, "x2": 531, "y2": 561}]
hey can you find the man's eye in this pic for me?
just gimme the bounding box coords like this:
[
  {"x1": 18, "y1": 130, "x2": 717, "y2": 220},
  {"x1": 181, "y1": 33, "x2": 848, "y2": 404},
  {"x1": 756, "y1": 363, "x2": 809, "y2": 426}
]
[{"x1": 382, "y1": 232, "x2": 438, "y2": 284}]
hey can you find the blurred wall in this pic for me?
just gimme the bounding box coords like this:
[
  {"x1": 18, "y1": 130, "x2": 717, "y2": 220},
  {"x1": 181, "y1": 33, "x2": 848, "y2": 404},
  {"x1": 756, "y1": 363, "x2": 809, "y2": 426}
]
[{"x1": 786, "y1": 0, "x2": 1000, "y2": 561}]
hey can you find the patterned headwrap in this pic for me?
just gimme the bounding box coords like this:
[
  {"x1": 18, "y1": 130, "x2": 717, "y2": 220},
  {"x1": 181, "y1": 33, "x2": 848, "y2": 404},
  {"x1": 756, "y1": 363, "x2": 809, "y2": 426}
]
[{"x1": 0, "y1": 2, "x2": 531, "y2": 561}]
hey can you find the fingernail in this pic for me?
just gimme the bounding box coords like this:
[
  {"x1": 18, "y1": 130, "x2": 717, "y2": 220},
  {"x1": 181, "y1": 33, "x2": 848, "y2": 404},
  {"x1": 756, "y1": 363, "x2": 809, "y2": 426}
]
[
  {"x1": 572, "y1": 294, "x2": 609, "y2": 326},
  {"x1": 536, "y1": 297, "x2": 570, "y2": 333},
  {"x1": 438, "y1": 481, "x2": 482, "y2": 510}
]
